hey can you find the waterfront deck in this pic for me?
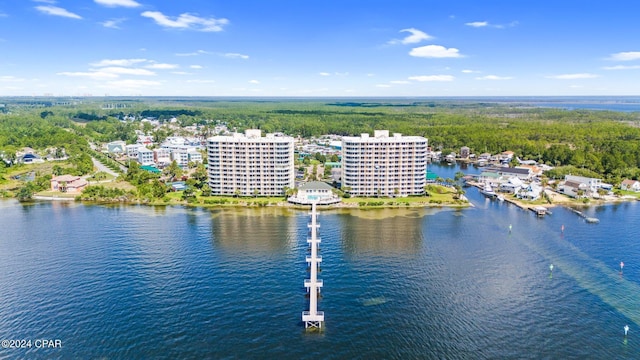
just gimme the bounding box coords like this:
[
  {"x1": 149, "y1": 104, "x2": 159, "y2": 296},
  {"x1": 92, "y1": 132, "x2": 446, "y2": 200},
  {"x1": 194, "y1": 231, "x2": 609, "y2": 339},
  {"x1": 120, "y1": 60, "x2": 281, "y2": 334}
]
[{"x1": 302, "y1": 202, "x2": 324, "y2": 329}]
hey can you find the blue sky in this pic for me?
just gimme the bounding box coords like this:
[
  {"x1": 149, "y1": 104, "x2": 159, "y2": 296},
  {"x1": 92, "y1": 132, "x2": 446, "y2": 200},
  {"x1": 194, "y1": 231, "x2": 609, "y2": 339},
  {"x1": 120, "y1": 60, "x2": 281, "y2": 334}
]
[{"x1": 1, "y1": 0, "x2": 640, "y2": 96}]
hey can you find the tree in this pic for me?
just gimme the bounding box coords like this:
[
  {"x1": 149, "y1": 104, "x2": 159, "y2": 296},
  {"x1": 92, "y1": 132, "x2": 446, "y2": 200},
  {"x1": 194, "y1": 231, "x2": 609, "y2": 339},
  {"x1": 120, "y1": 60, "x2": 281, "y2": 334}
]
[
  {"x1": 52, "y1": 165, "x2": 64, "y2": 176},
  {"x1": 16, "y1": 183, "x2": 35, "y2": 201},
  {"x1": 201, "y1": 184, "x2": 212, "y2": 197},
  {"x1": 164, "y1": 160, "x2": 183, "y2": 181},
  {"x1": 181, "y1": 186, "x2": 195, "y2": 201}
]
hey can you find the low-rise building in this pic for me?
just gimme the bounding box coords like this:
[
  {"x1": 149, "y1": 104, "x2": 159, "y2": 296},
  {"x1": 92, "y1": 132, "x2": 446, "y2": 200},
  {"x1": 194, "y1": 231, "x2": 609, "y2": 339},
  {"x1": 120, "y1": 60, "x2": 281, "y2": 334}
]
[
  {"x1": 137, "y1": 147, "x2": 154, "y2": 165},
  {"x1": 51, "y1": 175, "x2": 88, "y2": 193},
  {"x1": 288, "y1": 181, "x2": 341, "y2": 205},
  {"x1": 621, "y1": 179, "x2": 640, "y2": 192}
]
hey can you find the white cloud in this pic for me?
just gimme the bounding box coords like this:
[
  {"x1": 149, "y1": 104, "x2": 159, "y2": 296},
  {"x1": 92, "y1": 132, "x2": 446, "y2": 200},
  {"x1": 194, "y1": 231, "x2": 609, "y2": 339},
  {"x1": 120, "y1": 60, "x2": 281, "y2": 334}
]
[
  {"x1": 101, "y1": 18, "x2": 125, "y2": 29},
  {"x1": 466, "y1": 21, "x2": 488, "y2": 27},
  {"x1": 461, "y1": 69, "x2": 479, "y2": 73},
  {"x1": 175, "y1": 50, "x2": 211, "y2": 56},
  {"x1": 608, "y1": 51, "x2": 640, "y2": 61},
  {"x1": 222, "y1": 53, "x2": 249, "y2": 59},
  {"x1": 249, "y1": 80, "x2": 260, "y2": 84},
  {"x1": 35, "y1": 5, "x2": 82, "y2": 19},
  {"x1": 141, "y1": 11, "x2": 229, "y2": 32},
  {"x1": 319, "y1": 72, "x2": 331, "y2": 76},
  {"x1": 96, "y1": 67, "x2": 156, "y2": 76},
  {"x1": 545, "y1": 73, "x2": 599, "y2": 79},
  {"x1": 57, "y1": 71, "x2": 119, "y2": 79},
  {"x1": 395, "y1": 28, "x2": 432, "y2": 44},
  {"x1": 603, "y1": 65, "x2": 640, "y2": 70},
  {"x1": 187, "y1": 79, "x2": 215, "y2": 83},
  {"x1": 376, "y1": 84, "x2": 391, "y2": 88},
  {"x1": 409, "y1": 45, "x2": 463, "y2": 58},
  {"x1": 409, "y1": 75, "x2": 454, "y2": 82},
  {"x1": 105, "y1": 79, "x2": 162, "y2": 88},
  {"x1": 171, "y1": 71, "x2": 191, "y2": 75},
  {"x1": 0, "y1": 76, "x2": 25, "y2": 82},
  {"x1": 91, "y1": 58, "x2": 148, "y2": 67},
  {"x1": 390, "y1": 80, "x2": 410, "y2": 84},
  {"x1": 190, "y1": 65, "x2": 203, "y2": 69},
  {"x1": 32, "y1": 0, "x2": 56, "y2": 3},
  {"x1": 475, "y1": 75, "x2": 513, "y2": 80},
  {"x1": 146, "y1": 63, "x2": 179, "y2": 69},
  {"x1": 465, "y1": 20, "x2": 518, "y2": 29},
  {"x1": 94, "y1": 0, "x2": 141, "y2": 7}
]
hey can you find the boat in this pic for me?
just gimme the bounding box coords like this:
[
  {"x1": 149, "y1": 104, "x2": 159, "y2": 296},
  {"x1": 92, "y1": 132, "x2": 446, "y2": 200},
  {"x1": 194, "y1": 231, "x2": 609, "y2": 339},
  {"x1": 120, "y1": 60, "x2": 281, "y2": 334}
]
[
  {"x1": 480, "y1": 182, "x2": 497, "y2": 198},
  {"x1": 497, "y1": 194, "x2": 505, "y2": 201}
]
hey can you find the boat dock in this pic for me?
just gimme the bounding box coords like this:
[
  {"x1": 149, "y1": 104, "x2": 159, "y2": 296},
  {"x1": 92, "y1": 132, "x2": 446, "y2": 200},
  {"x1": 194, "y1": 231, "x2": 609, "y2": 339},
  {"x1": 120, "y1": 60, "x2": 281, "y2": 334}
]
[
  {"x1": 470, "y1": 180, "x2": 550, "y2": 216},
  {"x1": 567, "y1": 207, "x2": 600, "y2": 223},
  {"x1": 302, "y1": 202, "x2": 324, "y2": 329}
]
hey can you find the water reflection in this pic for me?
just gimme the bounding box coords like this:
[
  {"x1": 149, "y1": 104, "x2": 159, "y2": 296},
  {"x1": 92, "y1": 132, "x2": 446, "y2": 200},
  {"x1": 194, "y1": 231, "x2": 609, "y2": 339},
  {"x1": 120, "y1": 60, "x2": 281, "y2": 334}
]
[
  {"x1": 340, "y1": 209, "x2": 426, "y2": 255},
  {"x1": 210, "y1": 207, "x2": 298, "y2": 253}
]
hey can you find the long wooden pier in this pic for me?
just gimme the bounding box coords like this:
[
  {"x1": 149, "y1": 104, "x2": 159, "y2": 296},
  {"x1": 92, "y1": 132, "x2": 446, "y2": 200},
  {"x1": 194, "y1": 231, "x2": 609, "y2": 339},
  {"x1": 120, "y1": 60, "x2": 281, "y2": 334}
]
[{"x1": 302, "y1": 202, "x2": 324, "y2": 329}]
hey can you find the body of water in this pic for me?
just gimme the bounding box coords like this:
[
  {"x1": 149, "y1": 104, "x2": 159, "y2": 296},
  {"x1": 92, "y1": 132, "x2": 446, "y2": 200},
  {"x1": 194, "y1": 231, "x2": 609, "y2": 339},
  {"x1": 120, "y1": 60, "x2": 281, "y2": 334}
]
[{"x1": 1, "y1": 164, "x2": 639, "y2": 359}]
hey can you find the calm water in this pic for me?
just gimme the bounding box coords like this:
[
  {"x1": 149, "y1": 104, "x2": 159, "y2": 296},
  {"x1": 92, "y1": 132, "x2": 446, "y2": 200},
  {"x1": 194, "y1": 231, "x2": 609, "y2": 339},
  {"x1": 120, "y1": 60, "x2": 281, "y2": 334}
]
[{"x1": 1, "y1": 165, "x2": 640, "y2": 359}]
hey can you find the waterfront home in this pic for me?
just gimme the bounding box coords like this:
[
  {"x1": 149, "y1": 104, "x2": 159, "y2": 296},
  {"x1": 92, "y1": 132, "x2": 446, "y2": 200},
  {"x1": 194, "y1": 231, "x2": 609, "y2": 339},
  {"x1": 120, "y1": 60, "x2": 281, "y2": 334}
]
[
  {"x1": 483, "y1": 166, "x2": 533, "y2": 181},
  {"x1": 460, "y1": 146, "x2": 470, "y2": 159},
  {"x1": 564, "y1": 175, "x2": 602, "y2": 195},
  {"x1": 499, "y1": 177, "x2": 524, "y2": 194},
  {"x1": 499, "y1": 151, "x2": 515, "y2": 163},
  {"x1": 288, "y1": 181, "x2": 341, "y2": 205},
  {"x1": 561, "y1": 180, "x2": 588, "y2": 198},
  {"x1": 517, "y1": 183, "x2": 542, "y2": 201},
  {"x1": 621, "y1": 179, "x2": 640, "y2": 192},
  {"x1": 50, "y1": 175, "x2": 88, "y2": 193}
]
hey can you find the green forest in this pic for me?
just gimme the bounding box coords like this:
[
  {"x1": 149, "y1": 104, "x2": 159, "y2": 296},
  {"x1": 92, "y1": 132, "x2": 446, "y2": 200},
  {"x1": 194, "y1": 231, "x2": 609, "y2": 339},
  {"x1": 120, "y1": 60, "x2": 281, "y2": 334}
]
[{"x1": 2, "y1": 97, "x2": 640, "y2": 187}]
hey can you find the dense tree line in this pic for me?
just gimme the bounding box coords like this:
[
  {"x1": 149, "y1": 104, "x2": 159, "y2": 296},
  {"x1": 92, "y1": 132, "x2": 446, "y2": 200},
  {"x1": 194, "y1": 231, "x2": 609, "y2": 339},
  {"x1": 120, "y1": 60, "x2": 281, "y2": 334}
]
[{"x1": 4, "y1": 99, "x2": 640, "y2": 186}]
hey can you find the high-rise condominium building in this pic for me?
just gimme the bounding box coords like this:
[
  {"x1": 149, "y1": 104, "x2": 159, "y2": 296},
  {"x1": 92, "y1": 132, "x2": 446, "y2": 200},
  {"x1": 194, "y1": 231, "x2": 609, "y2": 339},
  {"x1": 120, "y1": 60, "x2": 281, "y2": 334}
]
[
  {"x1": 207, "y1": 129, "x2": 295, "y2": 196},
  {"x1": 341, "y1": 130, "x2": 428, "y2": 197}
]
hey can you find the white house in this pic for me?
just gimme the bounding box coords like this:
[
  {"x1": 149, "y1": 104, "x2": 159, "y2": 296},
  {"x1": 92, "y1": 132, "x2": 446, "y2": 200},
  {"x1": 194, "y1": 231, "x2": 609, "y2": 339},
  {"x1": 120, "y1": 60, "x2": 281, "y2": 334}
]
[
  {"x1": 288, "y1": 181, "x2": 341, "y2": 205},
  {"x1": 564, "y1": 175, "x2": 602, "y2": 195},
  {"x1": 621, "y1": 179, "x2": 640, "y2": 192}
]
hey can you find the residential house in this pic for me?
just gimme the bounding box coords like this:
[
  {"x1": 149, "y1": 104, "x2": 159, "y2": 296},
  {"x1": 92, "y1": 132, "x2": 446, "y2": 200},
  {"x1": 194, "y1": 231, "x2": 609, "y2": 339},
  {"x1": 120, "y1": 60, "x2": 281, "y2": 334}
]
[
  {"x1": 460, "y1": 146, "x2": 470, "y2": 159},
  {"x1": 517, "y1": 183, "x2": 543, "y2": 201},
  {"x1": 621, "y1": 179, "x2": 640, "y2": 192},
  {"x1": 561, "y1": 180, "x2": 589, "y2": 198},
  {"x1": 499, "y1": 177, "x2": 524, "y2": 194},
  {"x1": 51, "y1": 175, "x2": 88, "y2": 193},
  {"x1": 484, "y1": 166, "x2": 533, "y2": 181},
  {"x1": 106, "y1": 140, "x2": 126, "y2": 154},
  {"x1": 564, "y1": 175, "x2": 602, "y2": 195}
]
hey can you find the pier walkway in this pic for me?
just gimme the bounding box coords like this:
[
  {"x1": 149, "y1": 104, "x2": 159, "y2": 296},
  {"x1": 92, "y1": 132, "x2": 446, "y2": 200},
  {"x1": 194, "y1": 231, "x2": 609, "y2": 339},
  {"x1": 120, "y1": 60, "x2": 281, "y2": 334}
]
[{"x1": 302, "y1": 202, "x2": 324, "y2": 329}]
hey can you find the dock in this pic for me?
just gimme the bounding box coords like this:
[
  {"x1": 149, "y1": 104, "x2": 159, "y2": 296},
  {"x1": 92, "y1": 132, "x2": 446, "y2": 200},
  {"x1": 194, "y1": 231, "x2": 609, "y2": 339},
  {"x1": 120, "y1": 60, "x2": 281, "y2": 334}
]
[{"x1": 302, "y1": 202, "x2": 324, "y2": 329}]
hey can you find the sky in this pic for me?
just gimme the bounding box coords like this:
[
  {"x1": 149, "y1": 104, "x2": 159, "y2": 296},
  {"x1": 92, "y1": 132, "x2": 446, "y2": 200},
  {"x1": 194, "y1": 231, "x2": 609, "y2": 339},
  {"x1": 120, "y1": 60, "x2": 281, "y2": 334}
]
[{"x1": 1, "y1": 0, "x2": 640, "y2": 97}]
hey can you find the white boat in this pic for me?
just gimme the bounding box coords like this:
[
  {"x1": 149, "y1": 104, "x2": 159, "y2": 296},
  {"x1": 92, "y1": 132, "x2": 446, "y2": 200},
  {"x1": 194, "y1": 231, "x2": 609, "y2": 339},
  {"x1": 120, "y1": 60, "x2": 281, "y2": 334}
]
[
  {"x1": 480, "y1": 182, "x2": 497, "y2": 198},
  {"x1": 497, "y1": 194, "x2": 505, "y2": 201}
]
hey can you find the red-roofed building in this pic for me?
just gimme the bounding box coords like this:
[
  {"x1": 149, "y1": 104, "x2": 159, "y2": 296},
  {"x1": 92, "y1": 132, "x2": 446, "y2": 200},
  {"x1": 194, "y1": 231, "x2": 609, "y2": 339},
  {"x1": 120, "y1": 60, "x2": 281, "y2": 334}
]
[{"x1": 51, "y1": 175, "x2": 88, "y2": 193}]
